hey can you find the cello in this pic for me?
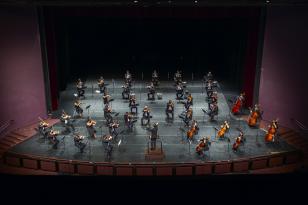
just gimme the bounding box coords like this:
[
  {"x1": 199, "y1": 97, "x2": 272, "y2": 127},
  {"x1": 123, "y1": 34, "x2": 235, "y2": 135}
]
[
  {"x1": 187, "y1": 120, "x2": 198, "y2": 140},
  {"x1": 232, "y1": 130, "x2": 245, "y2": 151},
  {"x1": 248, "y1": 104, "x2": 262, "y2": 127},
  {"x1": 231, "y1": 92, "x2": 245, "y2": 114},
  {"x1": 196, "y1": 137, "x2": 211, "y2": 155},
  {"x1": 217, "y1": 121, "x2": 230, "y2": 139},
  {"x1": 264, "y1": 119, "x2": 279, "y2": 142}
]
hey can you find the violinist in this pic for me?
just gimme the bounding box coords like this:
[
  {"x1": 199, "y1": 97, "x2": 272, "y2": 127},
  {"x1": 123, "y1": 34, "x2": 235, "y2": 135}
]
[
  {"x1": 264, "y1": 119, "x2": 279, "y2": 142},
  {"x1": 147, "y1": 82, "x2": 156, "y2": 100},
  {"x1": 152, "y1": 70, "x2": 159, "y2": 86},
  {"x1": 108, "y1": 120, "x2": 120, "y2": 138},
  {"x1": 60, "y1": 110, "x2": 75, "y2": 133},
  {"x1": 86, "y1": 117, "x2": 97, "y2": 138},
  {"x1": 174, "y1": 70, "x2": 182, "y2": 85},
  {"x1": 196, "y1": 137, "x2": 211, "y2": 156},
  {"x1": 186, "y1": 119, "x2": 199, "y2": 140},
  {"x1": 122, "y1": 82, "x2": 131, "y2": 99},
  {"x1": 185, "y1": 93, "x2": 193, "y2": 109},
  {"x1": 231, "y1": 92, "x2": 245, "y2": 115},
  {"x1": 38, "y1": 117, "x2": 50, "y2": 138},
  {"x1": 124, "y1": 70, "x2": 132, "y2": 87},
  {"x1": 232, "y1": 130, "x2": 245, "y2": 152},
  {"x1": 248, "y1": 104, "x2": 263, "y2": 127},
  {"x1": 97, "y1": 76, "x2": 106, "y2": 93},
  {"x1": 104, "y1": 104, "x2": 113, "y2": 125},
  {"x1": 129, "y1": 93, "x2": 139, "y2": 114},
  {"x1": 103, "y1": 90, "x2": 113, "y2": 105},
  {"x1": 175, "y1": 83, "x2": 184, "y2": 100},
  {"x1": 76, "y1": 78, "x2": 86, "y2": 98},
  {"x1": 216, "y1": 121, "x2": 230, "y2": 139},
  {"x1": 166, "y1": 100, "x2": 174, "y2": 119},
  {"x1": 73, "y1": 133, "x2": 86, "y2": 153},
  {"x1": 206, "y1": 101, "x2": 218, "y2": 121},
  {"x1": 124, "y1": 112, "x2": 135, "y2": 131},
  {"x1": 142, "y1": 106, "x2": 151, "y2": 126},
  {"x1": 74, "y1": 100, "x2": 83, "y2": 118},
  {"x1": 48, "y1": 128, "x2": 60, "y2": 149}
]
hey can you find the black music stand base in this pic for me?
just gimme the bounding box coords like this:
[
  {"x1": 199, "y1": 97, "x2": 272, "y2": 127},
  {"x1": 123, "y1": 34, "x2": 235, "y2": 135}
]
[{"x1": 145, "y1": 148, "x2": 165, "y2": 161}]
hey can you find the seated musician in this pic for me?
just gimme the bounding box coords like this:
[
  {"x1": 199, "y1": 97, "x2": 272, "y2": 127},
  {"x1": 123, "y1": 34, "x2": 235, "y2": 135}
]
[
  {"x1": 48, "y1": 128, "x2": 60, "y2": 149},
  {"x1": 129, "y1": 93, "x2": 138, "y2": 114},
  {"x1": 142, "y1": 106, "x2": 151, "y2": 126},
  {"x1": 103, "y1": 90, "x2": 112, "y2": 105},
  {"x1": 60, "y1": 110, "x2": 75, "y2": 133},
  {"x1": 204, "y1": 71, "x2": 213, "y2": 83},
  {"x1": 232, "y1": 131, "x2": 245, "y2": 152},
  {"x1": 205, "y1": 80, "x2": 214, "y2": 97},
  {"x1": 165, "y1": 100, "x2": 174, "y2": 119},
  {"x1": 74, "y1": 99, "x2": 83, "y2": 118},
  {"x1": 231, "y1": 92, "x2": 245, "y2": 114},
  {"x1": 97, "y1": 76, "x2": 106, "y2": 93},
  {"x1": 104, "y1": 104, "x2": 113, "y2": 125},
  {"x1": 124, "y1": 70, "x2": 132, "y2": 87},
  {"x1": 38, "y1": 118, "x2": 50, "y2": 138},
  {"x1": 108, "y1": 120, "x2": 119, "y2": 138},
  {"x1": 191, "y1": 120, "x2": 199, "y2": 134},
  {"x1": 206, "y1": 101, "x2": 218, "y2": 121},
  {"x1": 175, "y1": 83, "x2": 184, "y2": 100},
  {"x1": 187, "y1": 93, "x2": 193, "y2": 106},
  {"x1": 122, "y1": 82, "x2": 131, "y2": 99},
  {"x1": 124, "y1": 112, "x2": 134, "y2": 131},
  {"x1": 207, "y1": 91, "x2": 218, "y2": 105},
  {"x1": 248, "y1": 104, "x2": 263, "y2": 127},
  {"x1": 148, "y1": 122, "x2": 159, "y2": 150},
  {"x1": 73, "y1": 133, "x2": 86, "y2": 153},
  {"x1": 196, "y1": 137, "x2": 211, "y2": 156},
  {"x1": 147, "y1": 82, "x2": 156, "y2": 100},
  {"x1": 183, "y1": 108, "x2": 193, "y2": 126},
  {"x1": 152, "y1": 70, "x2": 159, "y2": 86},
  {"x1": 174, "y1": 70, "x2": 182, "y2": 85},
  {"x1": 86, "y1": 117, "x2": 97, "y2": 138},
  {"x1": 76, "y1": 78, "x2": 85, "y2": 98}
]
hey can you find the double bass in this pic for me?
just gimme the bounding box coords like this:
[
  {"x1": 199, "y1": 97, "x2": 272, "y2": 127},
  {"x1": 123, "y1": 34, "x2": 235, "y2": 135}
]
[
  {"x1": 232, "y1": 130, "x2": 245, "y2": 151},
  {"x1": 264, "y1": 119, "x2": 278, "y2": 142},
  {"x1": 248, "y1": 104, "x2": 262, "y2": 127},
  {"x1": 217, "y1": 121, "x2": 230, "y2": 139},
  {"x1": 231, "y1": 92, "x2": 245, "y2": 114}
]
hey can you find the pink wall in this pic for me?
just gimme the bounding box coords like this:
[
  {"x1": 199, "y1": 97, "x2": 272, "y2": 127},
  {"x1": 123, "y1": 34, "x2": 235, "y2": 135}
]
[
  {"x1": 259, "y1": 6, "x2": 308, "y2": 130},
  {"x1": 0, "y1": 6, "x2": 47, "y2": 135}
]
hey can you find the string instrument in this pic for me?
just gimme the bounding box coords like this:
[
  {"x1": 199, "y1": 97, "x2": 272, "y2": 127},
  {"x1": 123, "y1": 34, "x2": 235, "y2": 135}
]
[
  {"x1": 86, "y1": 119, "x2": 96, "y2": 127},
  {"x1": 232, "y1": 131, "x2": 244, "y2": 151},
  {"x1": 98, "y1": 79, "x2": 104, "y2": 86},
  {"x1": 187, "y1": 95, "x2": 193, "y2": 104},
  {"x1": 61, "y1": 112, "x2": 71, "y2": 122},
  {"x1": 187, "y1": 123, "x2": 197, "y2": 139},
  {"x1": 248, "y1": 107, "x2": 262, "y2": 127},
  {"x1": 38, "y1": 117, "x2": 49, "y2": 127},
  {"x1": 186, "y1": 109, "x2": 193, "y2": 119},
  {"x1": 167, "y1": 102, "x2": 174, "y2": 111},
  {"x1": 217, "y1": 121, "x2": 230, "y2": 138},
  {"x1": 264, "y1": 119, "x2": 278, "y2": 142},
  {"x1": 231, "y1": 93, "x2": 245, "y2": 114},
  {"x1": 49, "y1": 130, "x2": 60, "y2": 137},
  {"x1": 74, "y1": 101, "x2": 83, "y2": 107},
  {"x1": 196, "y1": 140, "x2": 206, "y2": 153},
  {"x1": 111, "y1": 121, "x2": 120, "y2": 128}
]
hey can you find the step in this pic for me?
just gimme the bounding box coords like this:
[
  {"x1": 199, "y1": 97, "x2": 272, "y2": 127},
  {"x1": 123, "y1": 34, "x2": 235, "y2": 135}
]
[
  {"x1": 1, "y1": 137, "x2": 19, "y2": 145},
  {"x1": 0, "y1": 144, "x2": 10, "y2": 150},
  {"x1": 289, "y1": 138, "x2": 308, "y2": 145},
  {"x1": 282, "y1": 132, "x2": 298, "y2": 140},
  {"x1": 0, "y1": 141, "x2": 13, "y2": 147},
  {"x1": 11, "y1": 131, "x2": 28, "y2": 138},
  {"x1": 6, "y1": 134, "x2": 24, "y2": 141},
  {"x1": 279, "y1": 129, "x2": 294, "y2": 136}
]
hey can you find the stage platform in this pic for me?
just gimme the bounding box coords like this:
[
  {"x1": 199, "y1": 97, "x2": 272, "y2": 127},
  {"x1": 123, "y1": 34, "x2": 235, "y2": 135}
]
[{"x1": 6, "y1": 79, "x2": 297, "y2": 164}]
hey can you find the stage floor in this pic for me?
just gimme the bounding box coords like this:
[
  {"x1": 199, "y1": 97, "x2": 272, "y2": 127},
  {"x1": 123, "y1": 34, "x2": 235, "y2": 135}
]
[{"x1": 10, "y1": 79, "x2": 296, "y2": 163}]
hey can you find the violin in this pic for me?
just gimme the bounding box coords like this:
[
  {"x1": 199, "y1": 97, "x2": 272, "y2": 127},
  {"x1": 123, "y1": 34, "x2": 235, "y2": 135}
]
[
  {"x1": 217, "y1": 121, "x2": 230, "y2": 138},
  {"x1": 231, "y1": 93, "x2": 245, "y2": 114},
  {"x1": 248, "y1": 105, "x2": 262, "y2": 127},
  {"x1": 86, "y1": 119, "x2": 96, "y2": 127},
  {"x1": 265, "y1": 119, "x2": 278, "y2": 142}
]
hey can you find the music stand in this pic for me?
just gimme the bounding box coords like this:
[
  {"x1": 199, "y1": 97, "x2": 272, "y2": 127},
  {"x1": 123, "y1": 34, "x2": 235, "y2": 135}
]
[{"x1": 86, "y1": 105, "x2": 91, "y2": 117}]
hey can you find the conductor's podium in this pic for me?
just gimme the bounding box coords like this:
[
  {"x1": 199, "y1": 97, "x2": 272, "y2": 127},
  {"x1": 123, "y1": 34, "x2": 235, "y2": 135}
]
[{"x1": 145, "y1": 140, "x2": 165, "y2": 161}]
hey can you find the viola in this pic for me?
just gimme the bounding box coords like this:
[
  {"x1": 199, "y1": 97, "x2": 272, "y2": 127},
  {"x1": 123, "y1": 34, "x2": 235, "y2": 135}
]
[
  {"x1": 217, "y1": 121, "x2": 230, "y2": 138},
  {"x1": 265, "y1": 120, "x2": 278, "y2": 142}
]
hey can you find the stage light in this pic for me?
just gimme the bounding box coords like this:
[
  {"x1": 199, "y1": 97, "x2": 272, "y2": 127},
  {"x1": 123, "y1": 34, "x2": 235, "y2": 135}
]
[
  {"x1": 133, "y1": 0, "x2": 138, "y2": 3},
  {"x1": 168, "y1": 0, "x2": 172, "y2": 3},
  {"x1": 266, "y1": 0, "x2": 270, "y2": 3},
  {"x1": 194, "y1": 0, "x2": 198, "y2": 3}
]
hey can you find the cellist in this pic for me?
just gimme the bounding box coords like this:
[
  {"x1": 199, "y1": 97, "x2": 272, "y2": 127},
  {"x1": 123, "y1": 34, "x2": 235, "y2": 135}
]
[
  {"x1": 186, "y1": 119, "x2": 199, "y2": 140},
  {"x1": 216, "y1": 121, "x2": 230, "y2": 139},
  {"x1": 231, "y1": 92, "x2": 245, "y2": 115},
  {"x1": 247, "y1": 104, "x2": 263, "y2": 127},
  {"x1": 264, "y1": 119, "x2": 279, "y2": 142},
  {"x1": 232, "y1": 130, "x2": 245, "y2": 152},
  {"x1": 196, "y1": 137, "x2": 211, "y2": 156}
]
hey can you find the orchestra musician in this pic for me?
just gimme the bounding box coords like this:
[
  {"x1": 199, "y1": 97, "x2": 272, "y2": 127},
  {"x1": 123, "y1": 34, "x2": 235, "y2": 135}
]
[
  {"x1": 186, "y1": 119, "x2": 199, "y2": 140},
  {"x1": 184, "y1": 93, "x2": 193, "y2": 109},
  {"x1": 103, "y1": 90, "x2": 113, "y2": 105},
  {"x1": 207, "y1": 91, "x2": 218, "y2": 105},
  {"x1": 231, "y1": 92, "x2": 245, "y2": 115},
  {"x1": 48, "y1": 128, "x2": 60, "y2": 149},
  {"x1": 248, "y1": 104, "x2": 263, "y2": 127},
  {"x1": 74, "y1": 99, "x2": 83, "y2": 118},
  {"x1": 204, "y1": 71, "x2": 213, "y2": 83},
  {"x1": 124, "y1": 70, "x2": 132, "y2": 87},
  {"x1": 60, "y1": 110, "x2": 75, "y2": 133},
  {"x1": 73, "y1": 133, "x2": 86, "y2": 153},
  {"x1": 179, "y1": 107, "x2": 193, "y2": 127},
  {"x1": 122, "y1": 82, "x2": 131, "y2": 99},
  {"x1": 108, "y1": 120, "x2": 120, "y2": 138},
  {"x1": 232, "y1": 130, "x2": 245, "y2": 152},
  {"x1": 203, "y1": 101, "x2": 218, "y2": 121},
  {"x1": 196, "y1": 137, "x2": 211, "y2": 156},
  {"x1": 216, "y1": 121, "x2": 230, "y2": 139},
  {"x1": 86, "y1": 117, "x2": 97, "y2": 138},
  {"x1": 175, "y1": 83, "x2": 184, "y2": 100},
  {"x1": 124, "y1": 112, "x2": 135, "y2": 131},
  {"x1": 142, "y1": 106, "x2": 152, "y2": 126},
  {"x1": 174, "y1": 70, "x2": 182, "y2": 85},
  {"x1": 147, "y1": 82, "x2": 156, "y2": 100},
  {"x1": 264, "y1": 119, "x2": 279, "y2": 142},
  {"x1": 165, "y1": 100, "x2": 174, "y2": 119},
  {"x1": 152, "y1": 70, "x2": 159, "y2": 86},
  {"x1": 205, "y1": 80, "x2": 214, "y2": 98},
  {"x1": 129, "y1": 93, "x2": 139, "y2": 114},
  {"x1": 104, "y1": 104, "x2": 113, "y2": 125},
  {"x1": 76, "y1": 78, "x2": 86, "y2": 98},
  {"x1": 38, "y1": 117, "x2": 50, "y2": 138},
  {"x1": 148, "y1": 122, "x2": 159, "y2": 150},
  {"x1": 97, "y1": 76, "x2": 106, "y2": 93}
]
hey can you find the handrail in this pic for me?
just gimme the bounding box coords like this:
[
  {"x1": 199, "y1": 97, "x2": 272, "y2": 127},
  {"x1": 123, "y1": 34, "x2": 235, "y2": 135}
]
[
  {"x1": 291, "y1": 118, "x2": 308, "y2": 132},
  {"x1": 0, "y1": 120, "x2": 14, "y2": 135}
]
